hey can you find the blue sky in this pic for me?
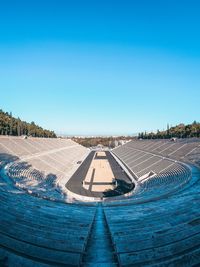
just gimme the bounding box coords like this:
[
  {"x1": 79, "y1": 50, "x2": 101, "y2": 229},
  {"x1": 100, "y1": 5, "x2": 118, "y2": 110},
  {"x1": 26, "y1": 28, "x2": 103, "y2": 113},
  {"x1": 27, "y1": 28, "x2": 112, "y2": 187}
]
[{"x1": 0, "y1": 0, "x2": 200, "y2": 135}]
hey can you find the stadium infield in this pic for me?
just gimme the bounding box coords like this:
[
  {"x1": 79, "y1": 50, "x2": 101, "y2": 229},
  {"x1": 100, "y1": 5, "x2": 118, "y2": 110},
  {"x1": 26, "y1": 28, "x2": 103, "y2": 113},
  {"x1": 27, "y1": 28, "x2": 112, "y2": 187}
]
[{"x1": 65, "y1": 150, "x2": 134, "y2": 198}]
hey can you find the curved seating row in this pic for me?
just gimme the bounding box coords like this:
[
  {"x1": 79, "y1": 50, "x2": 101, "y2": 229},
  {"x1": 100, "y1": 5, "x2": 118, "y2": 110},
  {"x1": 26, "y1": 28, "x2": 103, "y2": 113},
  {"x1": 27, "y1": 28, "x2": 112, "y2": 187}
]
[
  {"x1": 103, "y1": 167, "x2": 200, "y2": 266},
  {"x1": 0, "y1": 136, "x2": 89, "y2": 200},
  {"x1": 0, "y1": 137, "x2": 200, "y2": 266},
  {"x1": 114, "y1": 138, "x2": 200, "y2": 167},
  {"x1": 0, "y1": 174, "x2": 96, "y2": 266},
  {"x1": 101, "y1": 139, "x2": 200, "y2": 266}
]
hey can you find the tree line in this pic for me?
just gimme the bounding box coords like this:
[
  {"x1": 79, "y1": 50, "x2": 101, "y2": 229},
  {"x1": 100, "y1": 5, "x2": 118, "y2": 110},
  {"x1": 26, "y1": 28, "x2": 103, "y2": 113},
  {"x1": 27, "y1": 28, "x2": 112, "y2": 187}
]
[
  {"x1": 138, "y1": 121, "x2": 200, "y2": 139},
  {"x1": 73, "y1": 136, "x2": 133, "y2": 148},
  {"x1": 0, "y1": 109, "x2": 56, "y2": 138}
]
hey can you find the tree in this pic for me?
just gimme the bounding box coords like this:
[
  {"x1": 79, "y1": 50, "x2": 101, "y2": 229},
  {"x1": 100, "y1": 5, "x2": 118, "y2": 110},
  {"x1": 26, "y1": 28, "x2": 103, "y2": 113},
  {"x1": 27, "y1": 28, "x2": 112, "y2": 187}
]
[
  {"x1": 9, "y1": 112, "x2": 13, "y2": 135},
  {"x1": 137, "y1": 122, "x2": 200, "y2": 140},
  {"x1": 0, "y1": 109, "x2": 57, "y2": 138},
  {"x1": 17, "y1": 118, "x2": 21, "y2": 136}
]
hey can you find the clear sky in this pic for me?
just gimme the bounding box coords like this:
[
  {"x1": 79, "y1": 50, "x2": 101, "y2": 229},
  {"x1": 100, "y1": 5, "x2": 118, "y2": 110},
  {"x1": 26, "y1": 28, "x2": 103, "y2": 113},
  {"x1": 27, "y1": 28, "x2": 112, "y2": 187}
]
[{"x1": 0, "y1": 0, "x2": 200, "y2": 135}]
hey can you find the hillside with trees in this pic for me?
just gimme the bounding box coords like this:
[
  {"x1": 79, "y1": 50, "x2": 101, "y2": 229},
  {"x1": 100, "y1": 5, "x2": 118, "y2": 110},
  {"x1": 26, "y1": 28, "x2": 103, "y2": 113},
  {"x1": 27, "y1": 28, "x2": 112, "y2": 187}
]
[
  {"x1": 138, "y1": 121, "x2": 200, "y2": 139},
  {"x1": 0, "y1": 109, "x2": 56, "y2": 138}
]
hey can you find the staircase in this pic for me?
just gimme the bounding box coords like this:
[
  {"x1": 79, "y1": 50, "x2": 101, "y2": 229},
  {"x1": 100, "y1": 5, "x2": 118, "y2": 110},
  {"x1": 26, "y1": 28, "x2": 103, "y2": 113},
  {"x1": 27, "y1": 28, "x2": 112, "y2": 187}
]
[{"x1": 82, "y1": 203, "x2": 118, "y2": 267}]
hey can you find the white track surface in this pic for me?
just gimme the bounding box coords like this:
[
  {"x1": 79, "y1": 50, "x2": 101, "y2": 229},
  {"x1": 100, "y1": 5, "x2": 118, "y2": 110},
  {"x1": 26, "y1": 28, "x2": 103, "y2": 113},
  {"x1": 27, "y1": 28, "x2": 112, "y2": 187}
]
[{"x1": 83, "y1": 151, "x2": 115, "y2": 192}]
